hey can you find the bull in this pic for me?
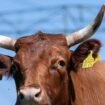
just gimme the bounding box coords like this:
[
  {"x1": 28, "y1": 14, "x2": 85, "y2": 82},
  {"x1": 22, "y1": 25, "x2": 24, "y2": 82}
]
[{"x1": 0, "y1": 4, "x2": 105, "y2": 105}]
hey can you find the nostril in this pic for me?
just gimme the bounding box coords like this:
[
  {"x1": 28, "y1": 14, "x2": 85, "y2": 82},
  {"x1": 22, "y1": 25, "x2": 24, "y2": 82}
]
[
  {"x1": 35, "y1": 91, "x2": 41, "y2": 98},
  {"x1": 34, "y1": 88, "x2": 41, "y2": 98},
  {"x1": 18, "y1": 92, "x2": 24, "y2": 100}
]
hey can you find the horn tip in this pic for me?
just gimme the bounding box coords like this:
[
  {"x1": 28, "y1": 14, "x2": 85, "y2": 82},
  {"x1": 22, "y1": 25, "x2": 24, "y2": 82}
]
[
  {"x1": 100, "y1": 4, "x2": 105, "y2": 13},
  {"x1": 103, "y1": 3, "x2": 105, "y2": 9}
]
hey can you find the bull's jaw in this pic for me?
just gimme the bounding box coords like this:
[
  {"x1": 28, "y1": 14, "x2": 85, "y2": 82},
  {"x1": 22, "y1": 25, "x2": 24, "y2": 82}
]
[
  {"x1": 17, "y1": 98, "x2": 51, "y2": 105},
  {"x1": 17, "y1": 87, "x2": 51, "y2": 105},
  {"x1": 17, "y1": 100, "x2": 38, "y2": 105}
]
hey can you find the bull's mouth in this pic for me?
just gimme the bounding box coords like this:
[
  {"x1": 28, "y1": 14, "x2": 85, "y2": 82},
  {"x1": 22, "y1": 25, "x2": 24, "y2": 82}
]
[
  {"x1": 17, "y1": 94, "x2": 52, "y2": 105},
  {"x1": 16, "y1": 100, "x2": 51, "y2": 105}
]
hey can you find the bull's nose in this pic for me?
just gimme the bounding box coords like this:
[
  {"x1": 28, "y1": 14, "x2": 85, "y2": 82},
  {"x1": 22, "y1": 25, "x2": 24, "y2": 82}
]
[
  {"x1": 34, "y1": 88, "x2": 41, "y2": 98},
  {"x1": 18, "y1": 92, "x2": 24, "y2": 100},
  {"x1": 18, "y1": 87, "x2": 41, "y2": 102}
]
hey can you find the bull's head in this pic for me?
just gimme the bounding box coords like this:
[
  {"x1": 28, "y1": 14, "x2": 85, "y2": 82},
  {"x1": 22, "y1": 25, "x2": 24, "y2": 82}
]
[{"x1": 0, "y1": 4, "x2": 105, "y2": 105}]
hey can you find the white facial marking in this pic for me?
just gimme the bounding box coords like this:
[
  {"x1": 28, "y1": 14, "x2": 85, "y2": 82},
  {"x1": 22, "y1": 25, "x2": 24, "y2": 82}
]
[
  {"x1": 20, "y1": 87, "x2": 40, "y2": 101},
  {"x1": 18, "y1": 87, "x2": 51, "y2": 105}
]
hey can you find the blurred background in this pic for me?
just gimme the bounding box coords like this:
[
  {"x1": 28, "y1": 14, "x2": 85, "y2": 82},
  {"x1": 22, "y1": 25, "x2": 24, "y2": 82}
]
[{"x1": 0, "y1": 0, "x2": 105, "y2": 105}]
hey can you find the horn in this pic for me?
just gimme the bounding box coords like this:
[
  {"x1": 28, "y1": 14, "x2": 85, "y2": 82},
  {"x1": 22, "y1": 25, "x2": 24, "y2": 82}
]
[
  {"x1": 0, "y1": 35, "x2": 16, "y2": 50},
  {"x1": 66, "y1": 4, "x2": 105, "y2": 46}
]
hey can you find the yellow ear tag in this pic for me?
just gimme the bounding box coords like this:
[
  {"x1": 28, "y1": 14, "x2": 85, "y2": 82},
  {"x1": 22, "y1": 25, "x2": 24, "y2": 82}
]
[{"x1": 82, "y1": 51, "x2": 100, "y2": 69}]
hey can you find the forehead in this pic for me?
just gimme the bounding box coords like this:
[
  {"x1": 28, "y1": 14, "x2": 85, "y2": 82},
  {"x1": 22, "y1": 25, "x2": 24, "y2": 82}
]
[{"x1": 14, "y1": 32, "x2": 70, "y2": 65}]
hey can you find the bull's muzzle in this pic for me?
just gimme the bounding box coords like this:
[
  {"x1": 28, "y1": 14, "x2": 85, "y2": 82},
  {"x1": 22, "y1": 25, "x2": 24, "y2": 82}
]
[
  {"x1": 17, "y1": 87, "x2": 51, "y2": 105},
  {"x1": 18, "y1": 87, "x2": 41, "y2": 103}
]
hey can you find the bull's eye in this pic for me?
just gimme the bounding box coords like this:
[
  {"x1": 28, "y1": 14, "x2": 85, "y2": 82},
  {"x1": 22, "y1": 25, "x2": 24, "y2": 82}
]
[
  {"x1": 58, "y1": 60, "x2": 66, "y2": 67},
  {"x1": 50, "y1": 60, "x2": 66, "y2": 71}
]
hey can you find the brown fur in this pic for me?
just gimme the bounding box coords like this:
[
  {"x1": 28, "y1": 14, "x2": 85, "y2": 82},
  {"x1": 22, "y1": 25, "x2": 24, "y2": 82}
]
[
  {"x1": 70, "y1": 61, "x2": 105, "y2": 105},
  {"x1": 0, "y1": 33, "x2": 105, "y2": 105},
  {"x1": 14, "y1": 32, "x2": 71, "y2": 105}
]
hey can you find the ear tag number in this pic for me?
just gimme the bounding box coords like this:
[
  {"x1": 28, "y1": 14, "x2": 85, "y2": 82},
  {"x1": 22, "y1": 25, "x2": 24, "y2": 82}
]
[{"x1": 82, "y1": 51, "x2": 100, "y2": 69}]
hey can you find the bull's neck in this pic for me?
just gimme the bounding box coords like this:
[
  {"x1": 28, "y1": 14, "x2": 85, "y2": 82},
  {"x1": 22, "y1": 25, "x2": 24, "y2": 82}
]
[
  {"x1": 69, "y1": 69, "x2": 94, "y2": 105},
  {"x1": 69, "y1": 63, "x2": 105, "y2": 105}
]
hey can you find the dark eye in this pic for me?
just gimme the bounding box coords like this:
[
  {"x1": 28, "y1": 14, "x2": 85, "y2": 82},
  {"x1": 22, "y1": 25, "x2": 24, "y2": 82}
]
[{"x1": 58, "y1": 60, "x2": 66, "y2": 67}]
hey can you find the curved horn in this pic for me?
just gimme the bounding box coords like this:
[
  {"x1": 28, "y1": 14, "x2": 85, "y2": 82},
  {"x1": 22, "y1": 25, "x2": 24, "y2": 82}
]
[
  {"x1": 66, "y1": 4, "x2": 105, "y2": 46},
  {"x1": 0, "y1": 35, "x2": 16, "y2": 50}
]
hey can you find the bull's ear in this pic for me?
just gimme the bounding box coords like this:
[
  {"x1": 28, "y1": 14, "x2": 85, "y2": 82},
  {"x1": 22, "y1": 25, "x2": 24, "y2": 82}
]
[
  {"x1": 70, "y1": 39, "x2": 101, "y2": 71},
  {"x1": 0, "y1": 55, "x2": 12, "y2": 80}
]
